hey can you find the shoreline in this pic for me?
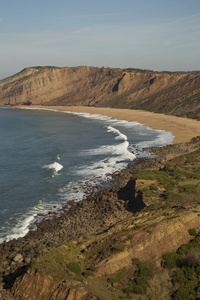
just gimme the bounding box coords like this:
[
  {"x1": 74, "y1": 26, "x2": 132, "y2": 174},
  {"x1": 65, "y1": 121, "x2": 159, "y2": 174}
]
[
  {"x1": 0, "y1": 106, "x2": 200, "y2": 294},
  {"x1": 22, "y1": 105, "x2": 200, "y2": 144},
  {"x1": 1, "y1": 105, "x2": 199, "y2": 243}
]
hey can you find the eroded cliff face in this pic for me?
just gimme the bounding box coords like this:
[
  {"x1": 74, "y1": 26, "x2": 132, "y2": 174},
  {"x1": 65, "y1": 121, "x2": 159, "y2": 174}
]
[{"x1": 0, "y1": 66, "x2": 200, "y2": 119}]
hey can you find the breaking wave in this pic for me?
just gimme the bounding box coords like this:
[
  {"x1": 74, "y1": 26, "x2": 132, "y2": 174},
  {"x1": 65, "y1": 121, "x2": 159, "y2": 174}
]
[{"x1": 42, "y1": 162, "x2": 63, "y2": 176}]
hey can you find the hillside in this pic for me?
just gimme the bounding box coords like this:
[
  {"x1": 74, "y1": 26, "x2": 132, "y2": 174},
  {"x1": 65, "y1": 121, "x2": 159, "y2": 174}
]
[
  {"x1": 0, "y1": 66, "x2": 200, "y2": 119},
  {"x1": 1, "y1": 137, "x2": 200, "y2": 299}
]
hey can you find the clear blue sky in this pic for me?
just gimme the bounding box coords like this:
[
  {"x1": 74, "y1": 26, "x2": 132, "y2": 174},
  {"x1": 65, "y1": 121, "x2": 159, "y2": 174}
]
[{"x1": 1, "y1": 0, "x2": 200, "y2": 79}]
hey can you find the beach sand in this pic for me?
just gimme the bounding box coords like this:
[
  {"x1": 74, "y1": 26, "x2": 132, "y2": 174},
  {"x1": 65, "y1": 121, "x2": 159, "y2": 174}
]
[{"x1": 35, "y1": 106, "x2": 199, "y2": 144}]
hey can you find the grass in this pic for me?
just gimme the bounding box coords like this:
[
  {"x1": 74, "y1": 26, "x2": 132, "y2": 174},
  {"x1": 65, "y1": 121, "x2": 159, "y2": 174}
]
[
  {"x1": 135, "y1": 152, "x2": 200, "y2": 206},
  {"x1": 31, "y1": 242, "x2": 81, "y2": 280}
]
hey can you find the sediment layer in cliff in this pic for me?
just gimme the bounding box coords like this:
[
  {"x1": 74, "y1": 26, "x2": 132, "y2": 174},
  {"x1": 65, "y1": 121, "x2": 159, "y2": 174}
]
[{"x1": 0, "y1": 66, "x2": 200, "y2": 119}]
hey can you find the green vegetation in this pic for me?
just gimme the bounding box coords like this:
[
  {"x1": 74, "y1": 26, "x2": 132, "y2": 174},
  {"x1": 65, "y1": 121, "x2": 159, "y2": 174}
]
[
  {"x1": 123, "y1": 260, "x2": 153, "y2": 295},
  {"x1": 83, "y1": 269, "x2": 94, "y2": 277},
  {"x1": 67, "y1": 262, "x2": 81, "y2": 274},
  {"x1": 123, "y1": 224, "x2": 143, "y2": 232},
  {"x1": 162, "y1": 232, "x2": 200, "y2": 299},
  {"x1": 113, "y1": 244, "x2": 126, "y2": 252},
  {"x1": 107, "y1": 271, "x2": 126, "y2": 284},
  {"x1": 163, "y1": 252, "x2": 180, "y2": 269},
  {"x1": 135, "y1": 151, "x2": 200, "y2": 206},
  {"x1": 188, "y1": 228, "x2": 197, "y2": 236},
  {"x1": 74, "y1": 275, "x2": 84, "y2": 282},
  {"x1": 27, "y1": 149, "x2": 200, "y2": 299},
  {"x1": 178, "y1": 184, "x2": 197, "y2": 194}
]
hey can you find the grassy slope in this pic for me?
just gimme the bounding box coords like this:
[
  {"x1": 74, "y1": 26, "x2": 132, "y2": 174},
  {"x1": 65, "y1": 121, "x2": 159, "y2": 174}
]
[{"x1": 23, "y1": 148, "x2": 200, "y2": 299}]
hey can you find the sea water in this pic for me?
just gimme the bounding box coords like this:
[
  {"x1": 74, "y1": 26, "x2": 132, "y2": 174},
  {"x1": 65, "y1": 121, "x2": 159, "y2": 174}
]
[{"x1": 0, "y1": 107, "x2": 174, "y2": 243}]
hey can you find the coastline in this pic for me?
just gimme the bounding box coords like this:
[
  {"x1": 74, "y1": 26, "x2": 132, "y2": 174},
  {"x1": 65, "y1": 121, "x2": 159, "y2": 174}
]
[
  {"x1": 0, "y1": 105, "x2": 177, "y2": 243},
  {"x1": 1, "y1": 106, "x2": 200, "y2": 298},
  {"x1": 25, "y1": 105, "x2": 200, "y2": 144}
]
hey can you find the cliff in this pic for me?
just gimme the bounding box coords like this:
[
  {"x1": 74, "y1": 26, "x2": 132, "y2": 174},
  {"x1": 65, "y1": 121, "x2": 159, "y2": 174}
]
[{"x1": 0, "y1": 66, "x2": 200, "y2": 119}]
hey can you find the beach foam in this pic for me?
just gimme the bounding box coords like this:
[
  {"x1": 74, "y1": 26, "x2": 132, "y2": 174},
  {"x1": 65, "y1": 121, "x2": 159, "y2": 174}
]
[
  {"x1": 0, "y1": 106, "x2": 174, "y2": 243},
  {"x1": 43, "y1": 162, "x2": 63, "y2": 176}
]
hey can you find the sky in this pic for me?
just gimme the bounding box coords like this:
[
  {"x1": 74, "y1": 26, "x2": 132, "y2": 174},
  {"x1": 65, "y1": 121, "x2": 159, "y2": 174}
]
[{"x1": 0, "y1": 0, "x2": 200, "y2": 79}]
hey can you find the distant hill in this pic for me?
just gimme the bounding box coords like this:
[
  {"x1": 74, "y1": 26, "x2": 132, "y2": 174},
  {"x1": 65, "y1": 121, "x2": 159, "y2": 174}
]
[{"x1": 0, "y1": 66, "x2": 200, "y2": 120}]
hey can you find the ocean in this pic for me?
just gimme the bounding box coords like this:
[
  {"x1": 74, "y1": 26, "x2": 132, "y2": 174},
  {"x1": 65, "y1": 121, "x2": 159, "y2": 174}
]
[{"x1": 0, "y1": 107, "x2": 173, "y2": 243}]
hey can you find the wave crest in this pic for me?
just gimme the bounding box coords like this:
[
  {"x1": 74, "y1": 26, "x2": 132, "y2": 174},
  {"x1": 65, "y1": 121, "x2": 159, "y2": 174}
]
[{"x1": 43, "y1": 162, "x2": 63, "y2": 176}]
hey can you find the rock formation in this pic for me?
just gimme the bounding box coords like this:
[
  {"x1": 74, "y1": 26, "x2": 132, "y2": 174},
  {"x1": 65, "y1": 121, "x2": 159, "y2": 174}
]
[{"x1": 0, "y1": 66, "x2": 200, "y2": 119}]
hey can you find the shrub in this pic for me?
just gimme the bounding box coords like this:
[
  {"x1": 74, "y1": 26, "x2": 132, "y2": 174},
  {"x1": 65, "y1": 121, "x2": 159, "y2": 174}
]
[
  {"x1": 84, "y1": 270, "x2": 93, "y2": 277},
  {"x1": 127, "y1": 234, "x2": 134, "y2": 240},
  {"x1": 188, "y1": 228, "x2": 197, "y2": 236},
  {"x1": 136, "y1": 262, "x2": 153, "y2": 277},
  {"x1": 135, "y1": 275, "x2": 149, "y2": 285},
  {"x1": 113, "y1": 244, "x2": 126, "y2": 252},
  {"x1": 107, "y1": 271, "x2": 125, "y2": 284},
  {"x1": 122, "y1": 228, "x2": 133, "y2": 232},
  {"x1": 173, "y1": 278, "x2": 198, "y2": 300},
  {"x1": 74, "y1": 275, "x2": 84, "y2": 282},
  {"x1": 163, "y1": 252, "x2": 179, "y2": 269},
  {"x1": 149, "y1": 184, "x2": 158, "y2": 191},
  {"x1": 67, "y1": 262, "x2": 81, "y2": 274},
  {"x1": 182, "y1": 248, "x2": 200, "y2": 267},
  {"x1": 177, "y1": 243, "x2": 190, "y2": 255},
  {"x1": 173, "y1": 268, "x2": 187, "y2": 284},
  {"x1": 178, "y1": 184, "x2": 197, "y2": 194},
  {"x1": 87, "y1": 265, "x2": 96, "y2": 272},
  {"x1": 185, "y1": 172, "x2": 200, "y2": 179},
  {"x1": 129, "y1": 284, "x2": 147, "y2": 294},
  {"x1": 132, "y1": 224, "x2": 144, "y2": 230},
  {"x1": 132, "y1": 258, "x2": 140, "y2": 265}
]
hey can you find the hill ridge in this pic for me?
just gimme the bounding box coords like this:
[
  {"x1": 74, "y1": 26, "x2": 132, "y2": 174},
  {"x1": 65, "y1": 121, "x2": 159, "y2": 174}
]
[{"x1": 0, "y1": 66, "x2": 200, "y2": 120}]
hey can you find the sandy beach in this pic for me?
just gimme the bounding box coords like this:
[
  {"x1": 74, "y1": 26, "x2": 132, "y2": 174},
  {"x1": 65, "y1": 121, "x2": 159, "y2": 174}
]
[{"x1": 33, "y1": 106, "x2": 199, "y2": 144}]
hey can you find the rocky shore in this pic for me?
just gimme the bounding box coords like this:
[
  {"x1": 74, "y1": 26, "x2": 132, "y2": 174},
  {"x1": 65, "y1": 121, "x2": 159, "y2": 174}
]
[{"x1": 1, "y1": 136, "x2": 200, "y2": 299}]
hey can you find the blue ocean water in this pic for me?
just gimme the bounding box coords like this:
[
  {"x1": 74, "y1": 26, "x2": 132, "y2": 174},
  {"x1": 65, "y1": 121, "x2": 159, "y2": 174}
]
[{"x1": 0, "y1": 108, "x2": 173, "y2": 243}]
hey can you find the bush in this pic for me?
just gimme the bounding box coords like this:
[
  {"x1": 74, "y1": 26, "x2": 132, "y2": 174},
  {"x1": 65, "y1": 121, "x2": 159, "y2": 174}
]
[
  {"x1": 113, "y1": 244, "x2": 126, "y2": 252},
  {"x1": 132, "y1": 258, "x2": 140, "y2": 265},
  {"x1": 173, "y1": 278, "x2": 198, "y2": 300},
  {"x1": 132, "y1": 224, "x2": 144, "y2": 230},
  {"x1": 149, "y1": 184, "x2": 158, "y2": 191},
  {"x1": 173, "y1": 268, "x2": 187, "y2": 284},
  {"x1": 135, "y1": 275, "x2": 149, "y2": 285},
  {"x1": 163, "y1": 252, "x2": 179, "y2": 269},
  {"x1": 87, "y1": 265, "x2": 96, "y2": 272},
  {"x1": 182, "y1": 248, "x2": 200, "y2": 267},
  {"x1": 74, "y1": 275, "x2": 84, "y2": 282},
  {"x1": 130, "y1": 284, "x2": 147, "y2": 294},
  {"x1": 107, "y1": 271, "x2": 125, "y2": 284},
  {"x1": 67, "y1": 262, "x2": 81, "y2": 274},
  {"x1": 178, "y1": 184, "x2": 197, "y2": 194},
  {"x1": 188, "y1": 228, "x2": 197, "y2": 236},
  {"x1": 136, "y1": 262, "x2": 153, "y2": 277},
  {"x1": 84, "y1": 270, "x2": 93, "y2": 277}
]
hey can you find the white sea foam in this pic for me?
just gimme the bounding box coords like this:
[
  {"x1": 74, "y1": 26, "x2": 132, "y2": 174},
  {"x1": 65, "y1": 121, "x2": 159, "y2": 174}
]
[
  {"x1": 0, "y1": 196, "x2": 66, "y2": 243},
  {"x1": 0, "y1": 214, "x2": 37, "y2": 243},
  {"x1": 43, "y1": 162, "x2": 63, "y2": 176},
  {"x1": 18, "y1": 107, "x2": 174, "y2": 147},
  {"x1": 1, "y1": 106, "x2": 174, "y2": 243}
]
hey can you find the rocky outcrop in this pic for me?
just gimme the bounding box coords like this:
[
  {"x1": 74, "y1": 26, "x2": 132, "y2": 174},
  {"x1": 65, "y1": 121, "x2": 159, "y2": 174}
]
[{"x1": 0, "y1": 66, "x2": 200, "y2": 119}]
